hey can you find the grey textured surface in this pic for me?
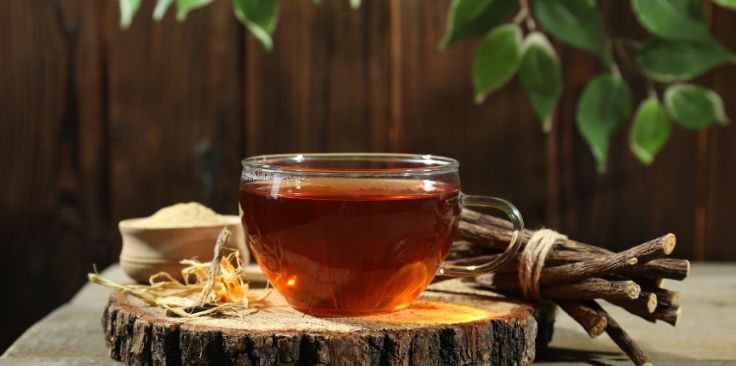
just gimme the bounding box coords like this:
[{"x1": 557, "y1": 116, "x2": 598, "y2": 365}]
[{"x1": 2, "y1": 264, "x2": 736, "y2": 365}]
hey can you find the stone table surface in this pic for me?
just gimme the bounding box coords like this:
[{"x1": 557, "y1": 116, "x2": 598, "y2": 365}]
[{"x1": 2, "y1": 263, "x2": 735, "y2": 365}]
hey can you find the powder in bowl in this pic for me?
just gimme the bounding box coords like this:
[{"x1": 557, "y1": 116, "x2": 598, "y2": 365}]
[
  {"x1": 128, "y1": 202, "x2": 228, "y2": 228},
  {"x1": 118, "y1": 202, "x2": 248, "y2": 283}
]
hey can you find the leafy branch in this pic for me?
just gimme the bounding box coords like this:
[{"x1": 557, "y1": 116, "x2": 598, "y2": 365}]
[
  {"x1": 442, "y1": 0, "x2": 735, "y2": 172},
  {"x1": 119, "y1": 0, "x2": 361, "y2": 50},
  {"x1": 119, "y1": 0, "x2": 736, "y2": 173}
]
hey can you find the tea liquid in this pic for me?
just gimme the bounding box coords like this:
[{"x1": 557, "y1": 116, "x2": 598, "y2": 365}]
[{"x1": 239, "y1": 178, "x2": 460, "y2": 316}]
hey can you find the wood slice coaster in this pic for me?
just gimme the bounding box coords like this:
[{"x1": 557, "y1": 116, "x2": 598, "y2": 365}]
[{"x1": 102, "y1": 279, "x2": 555, "y2": 366}]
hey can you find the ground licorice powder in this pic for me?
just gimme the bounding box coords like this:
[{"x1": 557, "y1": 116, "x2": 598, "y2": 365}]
[{"x1": 130, "y1": 202, "x2": 226, "y2": 228}]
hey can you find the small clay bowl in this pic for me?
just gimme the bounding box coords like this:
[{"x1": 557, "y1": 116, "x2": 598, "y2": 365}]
[{"x1": 119, "y1": 215, "x2": 248, "y2": 283}]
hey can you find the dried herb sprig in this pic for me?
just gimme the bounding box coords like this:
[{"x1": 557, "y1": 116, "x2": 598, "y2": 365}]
[{"x1": 89, "y1": 227, "x2": 270, "y2": 319}]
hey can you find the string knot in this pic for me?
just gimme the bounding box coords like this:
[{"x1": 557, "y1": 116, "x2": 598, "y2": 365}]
[{"x1": 518, "y1": 228, "x2": 567, "y2": 299}]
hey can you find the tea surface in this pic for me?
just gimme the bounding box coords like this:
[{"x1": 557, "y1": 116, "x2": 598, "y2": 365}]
[{"x1": 239, "y1": 178, "x2": 460, "y2": 316}]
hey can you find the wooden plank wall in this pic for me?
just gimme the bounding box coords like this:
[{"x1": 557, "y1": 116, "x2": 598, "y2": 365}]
[
  {"x1": 708, "y1": 7, "x2": 736, "y2": 261},
  {"x1": 1, "y1": 0, "x2": 734, "y2": 352},
  {"x1": 104, "y1": 0, "x2": 244, "y2": 260},
  {"x1": 1, "y1": 0, "x2": 108, "y2": 353}
]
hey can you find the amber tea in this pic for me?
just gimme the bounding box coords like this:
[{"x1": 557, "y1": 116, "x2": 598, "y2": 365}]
[{"x1": 239, "y1": 178, "x2": 461, "y2": 316}]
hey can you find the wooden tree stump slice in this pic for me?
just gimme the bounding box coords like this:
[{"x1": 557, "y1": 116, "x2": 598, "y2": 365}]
[{"x1": 102, "y1": 279, "x2": 555, "y2": 366}]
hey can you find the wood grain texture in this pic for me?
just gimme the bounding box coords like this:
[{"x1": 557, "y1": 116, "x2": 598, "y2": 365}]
[
  {"x1": 102, "y1": 279, "x2": 555, "y2": 366},
  {"x1": 2, "y1": 0, "x2": 736, "y2": 355},
  {"x1": 706, "y1": 8, "x2": 736, "y2": 260},
  {"x1": 104, "y1": 0, "x2": 244, "y2": 260},
  {"x1": 395, "y1": 1, "x2": 549, "y2": 228},
  {"x1": 0, "y1": 0, "x2": 107, "y2": 352},
  {"x1": 244, "y1": 0, "x2": 392, "y2": 155}
]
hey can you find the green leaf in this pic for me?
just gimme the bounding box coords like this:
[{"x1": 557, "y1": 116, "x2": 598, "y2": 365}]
[
  {"x1": 629, "y1": 97, "x2": 672, "y2": 165},
  {"x1": 472, "y1": 24, "x2": 522, "y2": 104},
  {"x1": 518, "y1": 32, "x2": 563, "y2": 132},
  {"x1": 119, "y1": 0, "x2": 142, "y2": 29},
  {"x1": 233, "y1": 0, "x2": 280, "y2": 51},
  {"x1": 636, "y1": 38, "x2": 736, "y2": 82},
  {"x1": 438, "y1": 0, "x2": 516, "y2": 50},
  {"x1": 154, "y1": 0, "x2": 176, "y2": 20},
  {"x1": 532, "y1": 0, "x2": 609, "y2": 63},
  {"x1": 664, "y1": 84, "x2": 730, "y2": 129},
  {"x1": 177, "y1": 0, "x2": 214, "y2": 21},
  {"x1": 313, "y1": 0, "x2": 321, "y2": 5},
  {"x1": 713, "y1": 0, "x2": 736, "y2": 10},
  {"x1": 631, "y1": 0, "x2": 710, "y2": 42},
  {"x1": 576, "y1": 75, "x2": 632, "y2": 173}
]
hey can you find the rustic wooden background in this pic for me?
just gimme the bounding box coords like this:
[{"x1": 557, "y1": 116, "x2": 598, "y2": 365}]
[{"x1": 1, "y1": 0, "x2": 735, "y2": 352}]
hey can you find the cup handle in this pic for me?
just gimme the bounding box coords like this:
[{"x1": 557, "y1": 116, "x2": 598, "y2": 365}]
[{"x1": 439, "y1": 194, "x2": 525, "y2": 277}]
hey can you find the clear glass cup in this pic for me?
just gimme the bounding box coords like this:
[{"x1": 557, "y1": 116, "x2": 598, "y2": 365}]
[{"x1": 239, "y1": 153, "x2": 523, "y2": 316}]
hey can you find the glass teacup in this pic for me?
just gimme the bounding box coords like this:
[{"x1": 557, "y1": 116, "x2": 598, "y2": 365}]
[{"x1": 239, "y1": 153, "x2": 523, "y2": 316}]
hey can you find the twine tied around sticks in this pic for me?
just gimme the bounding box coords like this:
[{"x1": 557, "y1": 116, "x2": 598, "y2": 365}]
[{"x1": 518, "y1": 228, "x2": 568, "y2": 299}]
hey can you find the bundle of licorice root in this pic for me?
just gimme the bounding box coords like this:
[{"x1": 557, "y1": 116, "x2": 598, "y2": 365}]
[{"x1": 445, "y1": 208, "x2": 689, "y2": 366}]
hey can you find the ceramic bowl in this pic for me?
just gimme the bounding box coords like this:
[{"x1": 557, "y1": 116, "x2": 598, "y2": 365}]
[{"x1": 119, "y1": 215, "x2": 248, "y2": 283}]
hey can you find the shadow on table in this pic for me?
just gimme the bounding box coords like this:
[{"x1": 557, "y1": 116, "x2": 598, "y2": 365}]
[{"x1": 536, "y1": 347, "x2": 628, "y2": 366}]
